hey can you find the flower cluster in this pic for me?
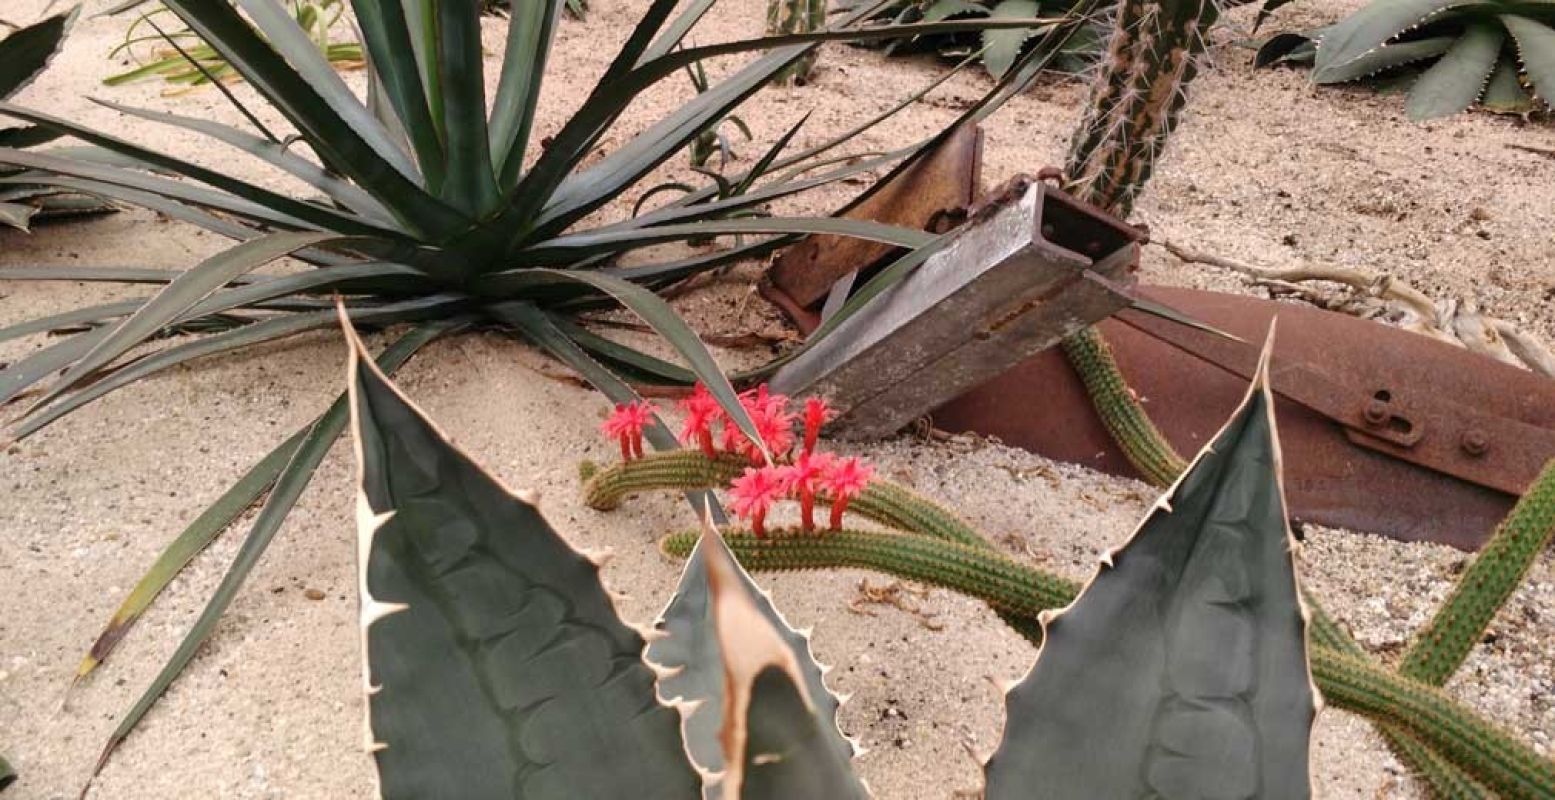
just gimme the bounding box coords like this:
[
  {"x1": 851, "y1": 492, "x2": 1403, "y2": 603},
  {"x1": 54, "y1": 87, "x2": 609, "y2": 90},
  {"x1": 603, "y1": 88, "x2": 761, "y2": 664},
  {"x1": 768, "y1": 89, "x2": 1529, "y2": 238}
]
[{"x1": 600, "y1": 383, "x2": 873, "y2": 536}]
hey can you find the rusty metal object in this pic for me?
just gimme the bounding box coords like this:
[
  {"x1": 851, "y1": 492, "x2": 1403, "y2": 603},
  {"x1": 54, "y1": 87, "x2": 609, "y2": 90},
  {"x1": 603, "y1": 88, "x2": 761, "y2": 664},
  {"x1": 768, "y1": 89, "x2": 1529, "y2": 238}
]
[
  {"x1": 760, "y1": 124, "x2": 984, "y2": 316},
  {"x1": 931, "y1": 286, "x2": 1555, "y2": 549},
  {"x1": 771, "y1": 179, "x2": 1143, "y2": 439}
]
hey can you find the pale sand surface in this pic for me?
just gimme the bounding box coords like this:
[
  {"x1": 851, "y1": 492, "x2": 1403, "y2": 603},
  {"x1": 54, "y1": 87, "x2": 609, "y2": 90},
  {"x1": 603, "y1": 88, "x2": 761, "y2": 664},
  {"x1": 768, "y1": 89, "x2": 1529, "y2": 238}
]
[{"x1": 2, "y1": 0, "x2": 1553, "y2": 797}]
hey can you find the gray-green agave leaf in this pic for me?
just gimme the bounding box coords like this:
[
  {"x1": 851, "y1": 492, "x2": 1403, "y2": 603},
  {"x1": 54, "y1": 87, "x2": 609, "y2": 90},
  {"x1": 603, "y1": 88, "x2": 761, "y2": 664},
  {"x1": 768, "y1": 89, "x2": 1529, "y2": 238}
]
[
  {"x1": 647, "y1": 524, "x2": 856, "y2": 798},
  {"x1": 344, "y1": 316, "x2": 699, "y2": 800},
  {"x1": 698, "y1": 525, "x2": 868, "y2": 800},
  {"x1": 983, "y1": 330, "x2": 1316, "y2": 800}
]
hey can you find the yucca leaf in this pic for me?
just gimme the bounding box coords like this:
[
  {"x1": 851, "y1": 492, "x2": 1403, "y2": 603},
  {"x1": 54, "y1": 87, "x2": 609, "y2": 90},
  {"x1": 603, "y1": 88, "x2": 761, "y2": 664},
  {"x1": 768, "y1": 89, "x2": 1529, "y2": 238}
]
[
  {"x1": 1405, "y1": 21, "x2": 1503, "y2": 118},
  {"x1": 1314, "y1": 0, "x2": 1465, "y2": 78},
  {"x1": 734, "y1": 112, "x2": 810, "y2": 196},
  {"x1": 1502, "y1": 14, "x2": 1555, "y2": 105},
  {"x1": 0, "y1": 325, "x2": 108, "y2": 407},
  {"x1": 86, "y1": 319, "x2": 461, "y2": 783},
  {"x1": 0, "y1": 301, "x2": 148, "y2": 344},
  {"x1": 350, "y1": 0, "x2": 446, "y2": 190},
  {"x1": 1310, "y1": 36, "x2": 1456, "y2": 83},
  {"x1": 1255, "y1": 32, "x2": 1318, "y2": 68},
  {"x1": 0, "y1": 7, "x2": 76, "y2": 100},
  {"x1": 11, "y1": 295, "x2": 467, "y2": 442},
  {"x1": 73, "y1": 425, "x2": 308, "y2": 684},
  {"x1": 983, "y1": 0, "x2": 1043, "y2": 78},
  {"x1": 546, "y1": 315, "x2": 697, "y2": 385},
  {"x1": 694, "y1": 526, "x2": 867, "y2": 800},
  {"x1": 641, "y1": 0, "x2": 718, "y2": 63},
  {"x1": 984, "y1": 332, "x2": 1315, "y2": 799},
  {"x1": 491, "y1": 0, "x2": 564, "y2": 188},
  {"x1": 649, "y1": 527, "x2": 855, "y2": 794},
  {"x1": 0, "y1": 752, "x2": 12, "y2": 793},
  {"x1": 0, "y1": 200, "x2": 35, "y2": 230},
  {"x1": 344, "y1": 314, "x2": 700, "y2": 799},
  {"x1": 522, "y1": 217, "x2": 934, "y2": 264},
  {"x1": 431, "y1": 1, "x2": 499, "y2": 213},
  {"x1": 1482, "y1": 53, "x2": 1538, "y2": 110}
]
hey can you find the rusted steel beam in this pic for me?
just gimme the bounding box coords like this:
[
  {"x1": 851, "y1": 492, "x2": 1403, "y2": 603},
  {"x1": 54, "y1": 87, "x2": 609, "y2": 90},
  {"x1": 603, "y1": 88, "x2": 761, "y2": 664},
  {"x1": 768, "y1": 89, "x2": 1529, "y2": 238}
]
[
  {"x1": 931, "y1": 286, "x2": 1555, "y2": 550},
  {"x1": 770, "y1": 179, "x2": 1144, "y2": 439}
]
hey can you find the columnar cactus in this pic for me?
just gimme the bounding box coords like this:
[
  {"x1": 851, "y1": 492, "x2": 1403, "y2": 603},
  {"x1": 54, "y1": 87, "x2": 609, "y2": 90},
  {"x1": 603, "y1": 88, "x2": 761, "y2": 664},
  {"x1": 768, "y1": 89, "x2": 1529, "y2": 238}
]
[{"x1": 768, "y1": 0, "x2": 829, "y2": 84}]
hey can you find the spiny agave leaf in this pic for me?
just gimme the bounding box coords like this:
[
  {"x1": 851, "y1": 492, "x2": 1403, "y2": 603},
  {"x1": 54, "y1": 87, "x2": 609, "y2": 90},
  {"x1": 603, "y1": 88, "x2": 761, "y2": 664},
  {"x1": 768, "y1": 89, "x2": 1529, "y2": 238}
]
[
  {"x1": 697, "y1": 524, "x2": 867, "y2": 800},
  {"x1": 0, "y1": 7, "x2": 76, "y2": 100},
  {"x1": 1255, "y1": 32, "x2": 1318, "y2": 68},
  {"x1": 344, "y1": 315, "x2": 699, "y2": 799},
  {"x1": 1501, "y1": 14, "x2": 1555, "y2": 105},
  {"x1": 924, "y1": 0, "x2": 991, "y2": 23},
  {"x1": 982, "y1": 0, "x2": 1044, "y2": 78},
  {"x1": 1311, "y1": 36, "x2": 1456, "y2": 84},
  {"x1": 984, "y1": 328, "x2": 1315, "y2": 800},
  {"x1": 647, "y1": 529, "x2": 855, "y2": 792},
  {"x1": 1482, "y1": 53, "x2": 1538, "y2": 111},
  {"x1": 1406, "y1": 22, "x2": 1503, "y2": 119},
  {"x1": 1314, "y1": 0, "x2": 1466, "y2": 78}
]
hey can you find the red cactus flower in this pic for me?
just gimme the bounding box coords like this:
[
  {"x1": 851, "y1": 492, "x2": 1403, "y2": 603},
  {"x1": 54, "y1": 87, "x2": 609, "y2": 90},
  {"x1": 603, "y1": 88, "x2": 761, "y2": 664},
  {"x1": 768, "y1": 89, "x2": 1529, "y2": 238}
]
[
  {"x1": 801, "y1": 397, "x2": 834, "y2": 456},
  {"x1": 723, "y1": 384, "x2": 796, "y2": 463},
  {"x1": 729, "y1": 465, "x2": 787, "y2": 538},
  {"x1": 780, "y1": 451, "x2": 835, "y2": 532},
  {"x1": 677, "y1": 383, "x2": 722, "y2": 458},
  {"x1": 601, "y1": 401, "x2": 657, "y2": 461},
  {"x1": 821, "y1": 456, "x2": 874, "y2": 530}
]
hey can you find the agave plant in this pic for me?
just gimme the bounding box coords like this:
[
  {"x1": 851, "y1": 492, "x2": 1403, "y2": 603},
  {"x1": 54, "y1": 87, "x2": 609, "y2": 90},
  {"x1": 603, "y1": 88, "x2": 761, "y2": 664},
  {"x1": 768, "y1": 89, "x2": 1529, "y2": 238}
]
[
  {"x1": 1256, "y1": 0, "x2": 1555, "y2": 120},
  {"x1": 0, "y1": 9, "x2": 113, "y2": 231},
  {"x1": 840, "y1": 0, "x2": 1108, "y2": 78},
  {"x1": 344, "y1": 312, "x2": 1319, "y2": 798},
  {"x1": 0, "y1": 0, "x2": 1083, "y2": 778}
]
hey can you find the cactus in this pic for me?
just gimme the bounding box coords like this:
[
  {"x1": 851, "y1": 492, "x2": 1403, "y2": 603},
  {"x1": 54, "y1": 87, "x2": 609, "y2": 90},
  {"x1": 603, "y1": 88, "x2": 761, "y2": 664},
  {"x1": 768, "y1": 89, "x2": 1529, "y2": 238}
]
[
  {"x1": 767, "y1": 0, "x2": 829, "y2": 84},
  {"x1": 1059, "y1": 327, "x2": 1189, "y2": 486}
]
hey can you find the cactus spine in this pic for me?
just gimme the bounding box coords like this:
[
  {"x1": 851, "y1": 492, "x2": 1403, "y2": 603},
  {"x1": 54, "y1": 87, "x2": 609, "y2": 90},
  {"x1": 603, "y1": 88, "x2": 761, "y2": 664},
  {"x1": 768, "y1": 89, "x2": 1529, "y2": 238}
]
[{"x1": 767, "y1": 0, "x2": 828, "y2": 84}]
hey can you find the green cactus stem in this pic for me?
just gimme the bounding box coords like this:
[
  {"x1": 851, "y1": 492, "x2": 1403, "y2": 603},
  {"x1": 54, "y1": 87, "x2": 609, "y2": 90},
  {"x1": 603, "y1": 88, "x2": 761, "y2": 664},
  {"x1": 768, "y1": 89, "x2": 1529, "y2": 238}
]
[
  {"x1": 1401, "y1": 459, "x2": 1555, "y2": 686},
  {"x1": 669, "y1": 528, "x2": 1555, "y2": 799},
  {"x1": 582, "y1": 451, "x2": 750, "y2": 510},
  {"x1": 767, "y1": 0, "x2": 828, "y2": 84},
  {"x1": 1059, "y1": 327, "x2": 1189, "y2": 487}
]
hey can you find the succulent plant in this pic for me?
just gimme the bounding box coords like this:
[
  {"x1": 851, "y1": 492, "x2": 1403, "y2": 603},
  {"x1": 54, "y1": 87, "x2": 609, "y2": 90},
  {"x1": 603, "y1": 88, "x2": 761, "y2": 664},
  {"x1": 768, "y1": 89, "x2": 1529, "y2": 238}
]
[
  {"x1": 0, "y1": 752, "x2": 13, "y2": 794},
  {"x1": 1256, "y1": 0, "x2": 1555, "y2": 120},
  {"x1": 0, "y1": 9, "x2": 114, "y2": 231},
  {"x1": 346, "y1": 313, "x2": 1317, "y2": 798},
  {"x1": 768, "y1": 0, "x2": 829, "y2": 84},
  {"x1": 840, "y1": 0, "x2": 1107, "y2": 78}
]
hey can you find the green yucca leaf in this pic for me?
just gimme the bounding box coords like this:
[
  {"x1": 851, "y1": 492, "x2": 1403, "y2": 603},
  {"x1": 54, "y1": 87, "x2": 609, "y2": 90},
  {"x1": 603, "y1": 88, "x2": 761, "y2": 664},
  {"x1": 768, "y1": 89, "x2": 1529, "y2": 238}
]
[
  {"x1": 351, "y1": 0, "x2": 445, "y2": 189},
  {"x1": 0, "y1": 753, "x2": 13, "y2": 793},
  {"x1": 648, "y1": 529, "x2": 854, "y2": 788},
  {"x1": 491, "y1": 0, "x2": 563, "y2": 187},
  {"x1": 84, "y1": 319, "x2": 461, "y2": 784},
  {"x1": 984, "y1": 334, "x2": 1315, "y2": 799},
  {"x1": 1406, "y1": 22, "x2": 1503, "y2": 118},
  {"x1": 430, "y1": 1, "x2": 499, "y2": 213},
  {"x1": 344, "y1": 315, "x2": 700, "y2": 799},
  {"x1": 693, "y1": 527, "x2": 867, "y2": 800},
  {"x1": 0, "y1": 8, "x2": 76, "y2": 100}
]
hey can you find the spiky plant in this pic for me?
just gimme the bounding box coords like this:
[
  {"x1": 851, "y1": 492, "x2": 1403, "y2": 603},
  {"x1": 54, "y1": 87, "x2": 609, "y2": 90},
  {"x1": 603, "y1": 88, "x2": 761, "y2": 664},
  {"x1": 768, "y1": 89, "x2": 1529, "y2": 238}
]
[
  {"x1": 768, "y1": 0, "x2": 829, "y2": 84},
  {"x1": 0, "y1": 9, "x2": 113, "y2": 230},
  {"x1": 683, "y1": 56, "x2": 753, "y2": 168},
  {"x1": 842, "y1": 0, "x2": 1107, "y2": 77},
  {"x1": 1257, "y1": 0, "x2": 1555, "y2": 120},
  {"x1": 343, "y1": 312, "x2": 1319, "y2": 798},
  {"x1": 0, "y1": 0, "x2": 1079, "y2": 778}
]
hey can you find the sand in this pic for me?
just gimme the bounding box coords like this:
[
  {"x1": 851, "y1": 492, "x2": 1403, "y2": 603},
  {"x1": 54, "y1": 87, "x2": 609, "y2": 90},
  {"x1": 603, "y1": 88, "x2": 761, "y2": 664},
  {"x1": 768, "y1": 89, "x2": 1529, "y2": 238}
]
[{"x1": 1, "y1": 0, "x2": 1552, "y2": 797}]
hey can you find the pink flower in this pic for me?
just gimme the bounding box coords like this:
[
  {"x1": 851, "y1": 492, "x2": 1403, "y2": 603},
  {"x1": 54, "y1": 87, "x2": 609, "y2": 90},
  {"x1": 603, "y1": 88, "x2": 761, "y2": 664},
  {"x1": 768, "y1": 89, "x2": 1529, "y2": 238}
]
[
  {"x1": 601, "y1": 401, "x2": 657, "y2": 461},
  {"x1": 821, "y1": 456, "x2": 874, "y2": 530},
  {"x1": 677, "y1": 383, "x2": 722, "y2": 458},
  {"x1": 729, "y1": 465, "x2": 787, "y2": 538},
  {"x1": 779, "y1": 451, "x2": 835, "y2": 532},
  {"x1": 723, "y1": 384, "x2": 796, "y2": 463},
  {"x1": 801, "y1": 397, "x2": 834, "y2": 456}
]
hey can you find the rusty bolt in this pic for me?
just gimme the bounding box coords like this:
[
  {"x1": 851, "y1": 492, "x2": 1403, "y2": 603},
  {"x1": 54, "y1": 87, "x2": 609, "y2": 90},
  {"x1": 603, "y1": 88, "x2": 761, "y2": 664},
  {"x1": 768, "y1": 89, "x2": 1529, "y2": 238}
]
[
  {"x1": 1362, "y1": 399, "x2": 1390, "y2": 426},
  {"x1": 1460, "y1": 429, "x2": 1490, "y2": 458}
]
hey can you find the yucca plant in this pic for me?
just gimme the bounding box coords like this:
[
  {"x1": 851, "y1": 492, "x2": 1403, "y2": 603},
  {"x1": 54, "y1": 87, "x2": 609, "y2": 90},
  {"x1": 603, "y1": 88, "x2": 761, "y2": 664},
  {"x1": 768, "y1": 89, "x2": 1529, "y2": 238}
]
[
  {"x1": 344, "y1": 312, "x2": 1321, "y2": 798},
  {"x1": 0, "y1": 9, "x2": 113, "y2": 231},
  {"x1": 0, "y1": 0, "x2": 1087, "y2": 778},
  {"x1": 768, "y1": 0, "x2": 828, "y2": 83},
  {"x1": 1257, "y1": 0, "x2": 1555, "y2": 120}
]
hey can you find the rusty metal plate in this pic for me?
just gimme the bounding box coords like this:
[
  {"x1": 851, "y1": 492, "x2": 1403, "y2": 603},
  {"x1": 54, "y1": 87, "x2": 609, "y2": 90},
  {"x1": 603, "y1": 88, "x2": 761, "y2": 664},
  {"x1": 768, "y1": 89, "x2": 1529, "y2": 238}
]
[
  {"x1": 932, "y1": 287, "x2": 1555, "y2": 550},
  {"x1": 762, "y1": 124, "x2": 984, "y2": 311}
]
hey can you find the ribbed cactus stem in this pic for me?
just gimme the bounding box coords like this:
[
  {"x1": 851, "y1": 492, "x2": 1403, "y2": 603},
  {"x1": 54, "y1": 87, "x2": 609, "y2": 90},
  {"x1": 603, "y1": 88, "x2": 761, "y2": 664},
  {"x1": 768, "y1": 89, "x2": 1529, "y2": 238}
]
[
  {"x1": 1400, "y1": 459, "x2": 1555, "y2": 686},
  {"x1": 1060, "y1": 328, "x2": 1189, "y2": 487},
  {"x1": 674, "y1": 530, "x2": 1555, "y2": 797},
  {"x1": 766, "y1": 0, "x2": 827, "y2": 85},
  {"x1": 582, "y1": 451, "x2": 748, "y2": 510}
]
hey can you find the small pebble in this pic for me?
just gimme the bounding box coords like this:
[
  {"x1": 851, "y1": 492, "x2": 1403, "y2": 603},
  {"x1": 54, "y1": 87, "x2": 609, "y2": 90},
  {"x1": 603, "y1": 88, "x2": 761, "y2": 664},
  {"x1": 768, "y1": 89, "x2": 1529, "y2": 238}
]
[{"x1": 304, "y1": 588, "x2": 326, "y2": 601}]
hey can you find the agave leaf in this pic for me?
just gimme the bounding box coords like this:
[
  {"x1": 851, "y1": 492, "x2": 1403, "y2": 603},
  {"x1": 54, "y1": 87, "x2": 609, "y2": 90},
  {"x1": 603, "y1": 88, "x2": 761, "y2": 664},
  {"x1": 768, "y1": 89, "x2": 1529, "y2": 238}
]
[
  {"x1": 1311, "y1": 36, "x2": 1456, "y2": 84},
  {"x1": 983, "y1": 0, "x2": 1044, "y2": 78},
  {"x1": 344, "y1": 315, "x2": 699, "y2": 799},
  {"x1": 0, "y1": 125, "x2": 57, "y2": 149},
  {"x1": 641, "y1": 0, "x2": 718, "y2": 63},
  {"x1": 925, "y1": 0, "x2": 991, "y2": 22},
  {"x1": 1481, "y1": 53, "x2": 1538, "y2": 111},
  {"x1": 1501, "y1": 14, "x2": 1555, "y2": 105},
  {"x1": 984, "y1": 331, "x2": 1315, "y2": 800},
  {"x1": 696, "y1": 525, "x2": 867, "y2": 800},
  {"x1": 1255, "y1": 32, "x2": 1318, "y2": 68},
  {"x1": 350, "y1": 0, "x2": 445, "y2": 189},
  {"x1": 647, "y1": 530, "x2": 854, "y2": 792},
  {"x1": 429, "y1": 1, "x2": 499, "y2": 213},
  {"x1": 0, "y1": 8, "x2": 76, "y2": 100},
  {"x1": 0, "y1": 200, "x2": 35, "y2": 231},
  {"x1": 86, "y1": 319, "x2": 460, "y2": 783},
  {"x1": 523, "y1": 216, "x2": 934, "y2": 264},
  {"x1": 1314, "y1": 0, "x2": 1466, "y2": 79},
  {"x1": 491, "y1": 0, "x2": 564, "y2": 188},
  {"x1": 1406, "y1": 22, "x2": 1503, "y2": 119}
]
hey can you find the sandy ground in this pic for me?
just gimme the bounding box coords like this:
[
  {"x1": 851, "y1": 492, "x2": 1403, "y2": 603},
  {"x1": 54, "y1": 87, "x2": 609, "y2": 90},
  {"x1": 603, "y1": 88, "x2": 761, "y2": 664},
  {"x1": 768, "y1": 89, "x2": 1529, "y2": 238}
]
[{"x1": 2, "y1": 0, "x2": 1553, "y2": 797}]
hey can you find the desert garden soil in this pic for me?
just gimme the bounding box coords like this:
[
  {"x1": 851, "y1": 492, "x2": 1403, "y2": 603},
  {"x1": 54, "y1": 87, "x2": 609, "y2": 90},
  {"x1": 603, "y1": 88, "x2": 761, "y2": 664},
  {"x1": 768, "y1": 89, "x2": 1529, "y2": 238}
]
[{"x1": 1, "y1": 0, "x2": 1552, "y2": 797}]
